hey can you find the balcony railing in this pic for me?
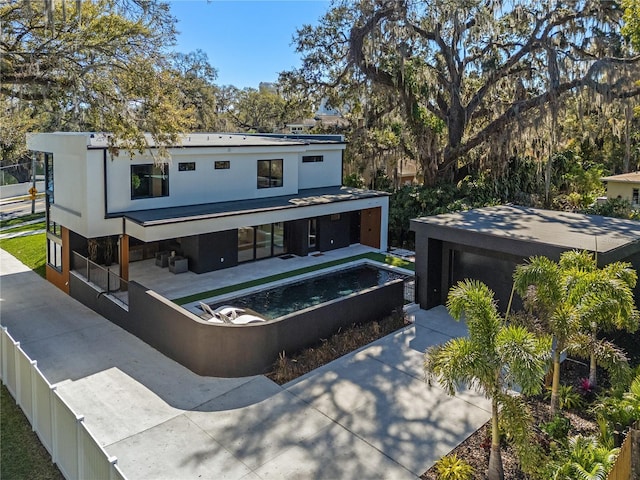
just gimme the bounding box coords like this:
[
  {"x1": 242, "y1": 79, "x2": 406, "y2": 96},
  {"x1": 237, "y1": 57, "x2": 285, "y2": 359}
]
[{"x1": 71, "y1": 252, "x2": 129, "y2": 306}]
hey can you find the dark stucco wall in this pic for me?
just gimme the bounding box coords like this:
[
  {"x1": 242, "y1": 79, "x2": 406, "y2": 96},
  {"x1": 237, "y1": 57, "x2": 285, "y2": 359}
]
[
  {"x1": 69, "y1": 272, "x2": 404, "y2": 377},
  {"x1": 318, "y1": 212, "x2": 352, "y2": 251},
  {"x1": 411, "y1": 218, "x2": 640, "y2": 312},
  {"x1": 287, "y1": 219, "x2": 309, "y2": 257},
  {"x1": 181, "y1": 230, "x2": 238, "y2": 273}
]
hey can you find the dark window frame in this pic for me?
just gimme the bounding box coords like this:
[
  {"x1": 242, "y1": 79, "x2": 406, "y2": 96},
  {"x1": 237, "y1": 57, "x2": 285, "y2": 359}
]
[
  {"x1": 131, "y1": 164, "x2": 169, "y2": 199},
  {"x1": 41, "y1": 152, "x2": 60, "y2": 236},
  {"x1": 47, "y1": 235, "x2": 63, "y2": 272},
  {"x1": 302, "y1": 155, "x2": 324, "y2": 163},
  {"x1": 215, "y1": 161, "x2": 230, "y2": 170},
  {"x1": 257, "y1": 159, "x2": 283, "y2": 189},
  {"x1": 178, "y1": 162, "x2": 196, "y2": 171}
]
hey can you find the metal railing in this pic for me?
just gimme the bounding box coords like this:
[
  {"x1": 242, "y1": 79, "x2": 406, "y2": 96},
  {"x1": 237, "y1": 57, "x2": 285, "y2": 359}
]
[
  {"x1": 404, "y1": 278, "x2": 415, "y2": 304},
  {"x1": 72, "y1": 252, "x2": 129, "y2": 306}
]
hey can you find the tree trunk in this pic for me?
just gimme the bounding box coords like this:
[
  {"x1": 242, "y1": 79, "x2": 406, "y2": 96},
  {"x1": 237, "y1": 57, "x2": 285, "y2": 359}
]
[
  {"x1": 624, "y1": 103, "x2": 631, "y2": 173},
  {"x1": 589, "y1": 354, "x2": 597, "y2": 388},
  {"x1": 488, "y1": 398, "x2": 504, "y2": 480},
  {"x1": 589, "y1": 329, "x2": 598, "y2": 387},
  {"x1": 550, "y1": 349, "x2": 561, "y2": 416}
]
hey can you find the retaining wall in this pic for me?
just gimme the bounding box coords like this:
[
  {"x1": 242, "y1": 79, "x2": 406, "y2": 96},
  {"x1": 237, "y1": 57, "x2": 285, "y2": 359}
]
[{"x1": 69, "y1": 273, "x2": 404, "y2": 377}]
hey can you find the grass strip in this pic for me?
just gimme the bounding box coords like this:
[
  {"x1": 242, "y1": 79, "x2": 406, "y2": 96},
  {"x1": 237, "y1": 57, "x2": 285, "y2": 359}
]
[
  {"x1": 0, "y1": 213, "x2": 45, "y2": 228},
  {"x1": 1, "y1": 385, "x2": 64, "y2": 480},
  {"x1": 0, "y1": 221, "x2": 46, "y2": 235},
  {"x1": 0, "y1": 232, "x2": 46, "y2": 277},
  {"x1": 173, "y1": 252, "x2": 413, "y2": 305}
]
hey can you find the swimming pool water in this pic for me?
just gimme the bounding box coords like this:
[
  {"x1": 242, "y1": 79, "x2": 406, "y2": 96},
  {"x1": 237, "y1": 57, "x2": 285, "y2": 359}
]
[{"x1": 210, "y1": 265, "x2": 408, "y2": 320}]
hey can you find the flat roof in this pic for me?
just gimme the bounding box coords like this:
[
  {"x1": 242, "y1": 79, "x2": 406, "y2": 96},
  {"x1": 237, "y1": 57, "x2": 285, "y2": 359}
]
[
  {"x1": 601, "y1": 172, "x2": 640, "y2": 183},
  {"x1": 411, "y1": 205, "x2": 640, "y2": 254},
  {"x1": 28, "y1": 132, "x2": 345, "y2": 149},
  {"x1": 114, "y1": 186, "x2": 389, "y2": 226}
]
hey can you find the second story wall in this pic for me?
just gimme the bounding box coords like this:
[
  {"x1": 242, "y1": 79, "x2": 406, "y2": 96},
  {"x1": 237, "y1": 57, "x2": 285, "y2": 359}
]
[
  {"x1": 297, "y1": 144, "x2": 343, "y2": 189},
  {"x1": 105, "y1": 146, "x2": 306, "y2": 213}
]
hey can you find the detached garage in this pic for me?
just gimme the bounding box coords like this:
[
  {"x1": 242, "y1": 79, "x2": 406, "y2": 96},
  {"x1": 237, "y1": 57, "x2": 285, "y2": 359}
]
[{"x1": 410, "y1": 205, "x2": 640, "y2": 312}]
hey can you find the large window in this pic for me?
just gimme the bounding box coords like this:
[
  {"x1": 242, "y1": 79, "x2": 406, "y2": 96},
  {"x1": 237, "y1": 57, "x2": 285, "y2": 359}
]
[
  {"x1": 42, "y1": 151, "x2": 62, "y2": 270},
  {"x1": 131, "y1": 164, "x2": 169, "y2": 199},
  {"x1": 257, "y1": 159, "x2": 283, "y2": 188},
  {"x1": 238, "y1": 223, "x2": 287, "y2": 262},
  {"x1": 42, "y1": 152, "x2": 60, "y2": 235},
  {"x1": 47, "y1": 237, "x2": 62, "y2": 271}
]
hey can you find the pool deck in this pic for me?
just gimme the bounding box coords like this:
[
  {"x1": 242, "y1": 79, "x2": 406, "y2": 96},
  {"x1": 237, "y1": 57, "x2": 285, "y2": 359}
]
[
  {"x1": 129, "y1": 244, "x2": 407, "y2": 305},
  {"x1": 1, "y1": 247, "x2": 492, "y2": 480}
]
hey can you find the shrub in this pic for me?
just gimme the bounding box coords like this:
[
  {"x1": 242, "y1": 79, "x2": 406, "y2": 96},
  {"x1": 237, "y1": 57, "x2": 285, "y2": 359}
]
[
  {"x1": 541, "y1": 415, "x2": 571, "y2": 444},
  {"x1": 435, "y1": 454, "x2": 475, "y2": 480},
  {"x1": 546, "y1": 385, "x2": 585, "y2": 411},
  {"x1": 591, "y1": 373, "x2": 640, "y2": 446}
]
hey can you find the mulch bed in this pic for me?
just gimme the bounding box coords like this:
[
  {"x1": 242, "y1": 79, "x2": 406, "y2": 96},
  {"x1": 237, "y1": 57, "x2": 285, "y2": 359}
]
[
  {"x1": 421, "y1": 359, "x2": 599, "y2": 479},
  {"x1": 266, "y1": 311, "x2": 409, "y2": 385}
]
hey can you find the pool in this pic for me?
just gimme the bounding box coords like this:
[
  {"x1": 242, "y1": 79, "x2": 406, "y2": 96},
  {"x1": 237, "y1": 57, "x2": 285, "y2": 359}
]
[{"x1": 209, "y1": 264, "x2": 409, "y2": 320}]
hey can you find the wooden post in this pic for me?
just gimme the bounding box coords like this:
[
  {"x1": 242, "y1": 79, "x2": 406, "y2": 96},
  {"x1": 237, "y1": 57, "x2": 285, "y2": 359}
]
[{"x1": 632, "y1": 426, "x2": 640, "y2": 480}]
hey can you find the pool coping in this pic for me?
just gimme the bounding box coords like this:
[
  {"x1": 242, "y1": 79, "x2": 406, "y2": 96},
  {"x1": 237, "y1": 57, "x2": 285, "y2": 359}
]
[{"x1": 184, "y1": 258, "x2": 415, "y2": 318}]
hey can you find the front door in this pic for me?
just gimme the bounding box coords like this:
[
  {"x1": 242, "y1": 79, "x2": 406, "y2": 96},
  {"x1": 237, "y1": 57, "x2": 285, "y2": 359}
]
[{"x1": 360, "y1": 207, "x2": 381, "y2": 248}]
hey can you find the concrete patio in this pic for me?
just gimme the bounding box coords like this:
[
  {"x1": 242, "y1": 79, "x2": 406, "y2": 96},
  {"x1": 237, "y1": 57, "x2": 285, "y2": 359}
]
[
  {"x1": 128, "y1": 244, "x2": 383, "y2": 300},
  {"x1": 1, "y1": 248, "x2": 492, "y2": 479}
]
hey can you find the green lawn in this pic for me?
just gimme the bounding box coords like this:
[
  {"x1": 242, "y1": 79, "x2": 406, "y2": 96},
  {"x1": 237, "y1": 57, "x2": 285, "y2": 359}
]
[
  {"x1": 1, "y1": 385, "x2": 63, "y2": 480},
  {"x1": 0, "y1": 213, "x2": 45, "y2": 229},
  {"x1": 174, "y1": 251, "x2": 414, "y2": 305},
  {"x1": 0, "y1": 231, "x2": 55, "y2": 478},
  {"x1": 0, "y1": 221, "x2": 46, "y2": 235},
  {"x1": 0, "y1": 232, "x2": 46, "y2": 277}
]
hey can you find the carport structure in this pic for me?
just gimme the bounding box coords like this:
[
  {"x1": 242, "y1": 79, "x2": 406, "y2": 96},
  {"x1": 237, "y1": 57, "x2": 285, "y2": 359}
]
[{"x1": 410, "y1": 205, "x2": 640, "y2": 312}]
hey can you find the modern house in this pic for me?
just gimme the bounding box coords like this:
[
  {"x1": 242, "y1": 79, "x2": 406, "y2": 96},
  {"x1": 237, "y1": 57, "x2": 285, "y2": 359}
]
[
  {"x1": 411, "y1": 205, "x2": 640, "y2": 312},
  {"x1": 601, "y1": 172, "x2": 640, "y2": 208},
  {"x1": 27, "y1": 132, "x2": 390, "y2": 294}
]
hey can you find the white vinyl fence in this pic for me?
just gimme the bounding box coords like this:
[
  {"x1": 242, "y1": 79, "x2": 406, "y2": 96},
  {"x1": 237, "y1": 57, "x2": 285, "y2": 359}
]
[{"x1": 1, "y1": 327, "x2": 128, "y2": 480}]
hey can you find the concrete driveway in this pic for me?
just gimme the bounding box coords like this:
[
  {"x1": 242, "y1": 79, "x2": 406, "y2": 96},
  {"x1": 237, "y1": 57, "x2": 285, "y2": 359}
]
[{"x1": 1, "y1": 249, "x2": 491, "y2": 479}]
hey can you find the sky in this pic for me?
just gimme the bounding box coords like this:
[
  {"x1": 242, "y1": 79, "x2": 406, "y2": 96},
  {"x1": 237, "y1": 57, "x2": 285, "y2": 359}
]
[{"x1": 169, "y1": 0, "x2": 331, "y2": 89}]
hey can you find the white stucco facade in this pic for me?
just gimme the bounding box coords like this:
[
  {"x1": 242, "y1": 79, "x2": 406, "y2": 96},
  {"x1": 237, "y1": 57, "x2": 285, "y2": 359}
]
[
  {"x1": 27, "y1": 133, "x2": 353, "y2": 238},
  {"x1": 27, "y1": 133, "x2": 388, "y2": 260}
]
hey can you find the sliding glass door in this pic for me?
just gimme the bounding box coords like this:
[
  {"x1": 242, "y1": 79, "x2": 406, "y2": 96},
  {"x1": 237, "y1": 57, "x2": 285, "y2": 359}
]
[{"x1": 237, "y1": 222, "x2": 288, "y2": 263}]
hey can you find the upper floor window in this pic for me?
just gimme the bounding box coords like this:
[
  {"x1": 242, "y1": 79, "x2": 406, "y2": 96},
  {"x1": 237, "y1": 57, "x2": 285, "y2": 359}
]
[
  {"x1": 257, "y1": 159, "x2": 283, "y2": 189},
  {"x1": 41, "y1": 152, "x2": 60, "y2": 236},
  {"x1": 302, "y1": 155, "x2": 324, "y2": 163},
  {"x1": 215, "y1": 161, "x2": 230, "y2": 170},
  {"x1": 131, "y1": 164, "x2": 169, "y2": 199},
  {"x1": 178, "y1": 162, "x2": 196, "y2": 171}
]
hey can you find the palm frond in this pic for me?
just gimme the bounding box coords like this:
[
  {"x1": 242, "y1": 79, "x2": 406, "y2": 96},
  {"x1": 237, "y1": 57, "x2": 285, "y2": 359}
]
[{"x1": 496, "y1": 326, "x2": 551, "y2": 395}]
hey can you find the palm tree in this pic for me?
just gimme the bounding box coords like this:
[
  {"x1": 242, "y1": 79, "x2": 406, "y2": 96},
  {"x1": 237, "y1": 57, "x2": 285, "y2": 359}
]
[
  {"x1": 514, "y1": 251, "x2": 638, "y2": 414},
  {"x1": 513, "y1": 255, "x2": 576, "y2": 415},
  {"x1": 567, "y1": 260, "x2": 639, "y2": 387},
  {"x1": 425, "y1": 280, "x2": 551, "y2": 480}
]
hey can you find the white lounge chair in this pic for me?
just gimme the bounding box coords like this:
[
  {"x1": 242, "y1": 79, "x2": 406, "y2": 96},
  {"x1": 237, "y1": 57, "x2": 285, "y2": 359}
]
[
  {"x1": 231, "y1": 314, "x2": 266, "y2": 325},
  {"x1": 213, "y1": 305, "x2": 245, "y2": 320},
  {"x1": 199, "y1": 302, "x2": 227, "y2": 324}
]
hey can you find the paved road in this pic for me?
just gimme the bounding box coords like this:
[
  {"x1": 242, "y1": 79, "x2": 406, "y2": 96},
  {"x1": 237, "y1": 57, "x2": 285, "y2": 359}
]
[
  {"x1": 0, "y1": 196, "x2": 45, "y2": 220},
  {"x1": 1, "y1": 249, "x2": 492, "y2": 480}
]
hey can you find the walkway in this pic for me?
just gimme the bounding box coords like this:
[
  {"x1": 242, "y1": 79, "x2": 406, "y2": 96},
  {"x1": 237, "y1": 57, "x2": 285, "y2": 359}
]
[{"x1": 0, "y1": 249, "x2": 491, "y2": 479}]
